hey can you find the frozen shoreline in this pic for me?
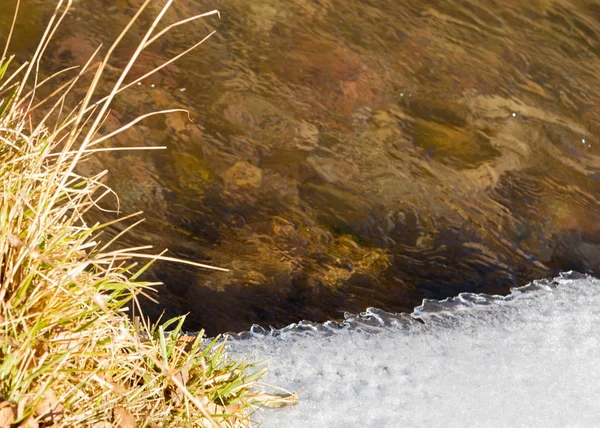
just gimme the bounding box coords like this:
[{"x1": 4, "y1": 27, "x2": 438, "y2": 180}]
[{"x1": 231, "y1": 273, "x2": 600, "y2": 427}]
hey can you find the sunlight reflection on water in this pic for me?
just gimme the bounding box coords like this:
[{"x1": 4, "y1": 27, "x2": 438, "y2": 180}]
[{"x1": 7, "y1": 0, "x2": 600, "y2": 334}]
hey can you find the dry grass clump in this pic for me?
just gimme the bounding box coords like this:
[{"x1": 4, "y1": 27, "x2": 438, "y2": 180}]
[{"x1": 0, "y1": 0, "x2": 289, "y2": 426}]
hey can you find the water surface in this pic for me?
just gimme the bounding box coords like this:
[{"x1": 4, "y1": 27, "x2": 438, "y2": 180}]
[{"x1": 4, "y1": 0, "x2": 600, "y2": 334}]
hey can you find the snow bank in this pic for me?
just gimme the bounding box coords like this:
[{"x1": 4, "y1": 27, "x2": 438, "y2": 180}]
[{"x1": 230, "y1": 273, "x2": 600, "y2": 427}]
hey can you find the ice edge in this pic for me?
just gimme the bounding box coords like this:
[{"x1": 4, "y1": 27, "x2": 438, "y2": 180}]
[{"x1": 227, "y1": 271, "x2": 595, "y2": 340}]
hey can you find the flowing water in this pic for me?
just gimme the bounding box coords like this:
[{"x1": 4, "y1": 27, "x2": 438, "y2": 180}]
[{"x1": 4, "y1": 0, "x2": 600, "y2": 335}]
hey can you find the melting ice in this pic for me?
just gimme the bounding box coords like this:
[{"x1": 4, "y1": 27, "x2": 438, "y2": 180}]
[{"x1": 230, "y1": 272, "x2": 600, "y2": 427}]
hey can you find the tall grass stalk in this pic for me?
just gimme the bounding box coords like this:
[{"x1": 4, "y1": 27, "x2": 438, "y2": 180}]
[{"x1": 0, "y1": 1, "x2": 289, "y2": 426}]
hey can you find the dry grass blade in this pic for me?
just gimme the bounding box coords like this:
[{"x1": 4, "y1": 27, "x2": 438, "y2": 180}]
[
  {"x1": 253, "y1": 391, "x2": 300, "y2": 409},
  {"x1": 102, "y1": 252, "x2": 230, "y2": 272},
  {"x1": 0, "y1": 0, "x2": 290, "y2": 427},
  {"x1": 1, "y1": 0, "x2": 20, "y2": 62}
]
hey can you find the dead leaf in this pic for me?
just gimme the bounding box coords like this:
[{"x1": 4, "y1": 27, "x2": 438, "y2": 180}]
[
  {"x1": 7, "y1": 234, "x2": 24, "y2": 248},
  {"x1": 199, "y1": 396, "x2": 220, "y2": 415},
  {"x1": 34, "y1": 388, "x2": 63, "y2": 423},
  {"x1": 171, "y1": 367, "x2": 190, "y2": 406},
  {"x1": 111, "y1": 383, "x2": 128, "y2": 396},
  {"x1": 91, "y1": 422, "x2": 113, "y2": 428},
  {"x1": 225, "y1": 403, "x2": 241, "y2": 415},
  {"x1": 0, "y1": 402, "x2": 15, "y2": 428},
  {"x1": 177, "y1": 335, "x2": 197, "y2": 353},
  {"x1": 223, "y1": 402, "x2": 243, "y2": 426},
  {"x1": 17, "y1": 415, "x2": 38, "y2": 428},
  {"x1": 0, "y1": 335, "x2": 18, "y2": 348},
  {"x1": 113, "y1": 407, "x2": 136, "y2": 428}
]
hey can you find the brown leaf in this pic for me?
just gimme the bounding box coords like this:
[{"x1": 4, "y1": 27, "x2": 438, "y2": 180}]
[
  {"x1": 91, "y1": 422, "x2": 113, "y2": 428},
  {"x1": 199, "y1": 397, "x2": 220, "y2": 415},
  {"x1": 113, "y1": 407, "x2": 136, "y2": 428},
  {"x1": 225, "y1": 403, "x2": 241, "y2": 415},
  {"x1": 170, "y1": 366, "x2": 191, "y2": 407},
  {"x1": 7, "y1": 234, "x2": 24, "y2": 248},
  {"x1": 50, "y1": 330, "x2": 82, "y2": 352},
  {"x1": 177, "y1": 335, "x2": 197, "y2": 353},
  {"x1": 0, "y1": 335, "x2": 18, "y2": 348},
  {"x1": 17, "y1": 415, "x2": 38, "y2": 428},
  {"x1": 111, "y1": 383, "x2": 128, "y2": 396},
  {"x1": 0, "y1": 402, "x2": 15, "y2": 428},
  {"x1": 223, "y1": 403, "x2": 243, "y2": 426},
  {"x1": 34, "y1": 388, "x2": 63, "y2": 423}
]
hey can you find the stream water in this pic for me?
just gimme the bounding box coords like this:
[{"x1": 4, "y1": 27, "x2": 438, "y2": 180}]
[{"x1": 4, "y1": 0, "x2": 600, "y2": 335}]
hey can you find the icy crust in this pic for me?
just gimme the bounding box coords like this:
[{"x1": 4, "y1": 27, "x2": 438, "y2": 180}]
[
  {"x1": 233, "y1": 272, "x2": 600, "y2": 427},
  {"x1": 230, "y1": 271, "x2": 588, "y2": 339}
]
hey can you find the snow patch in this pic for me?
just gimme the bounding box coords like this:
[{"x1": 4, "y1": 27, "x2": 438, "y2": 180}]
[{"x1": 230, "y1": 273, "x2": 600, "y2": 427}]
